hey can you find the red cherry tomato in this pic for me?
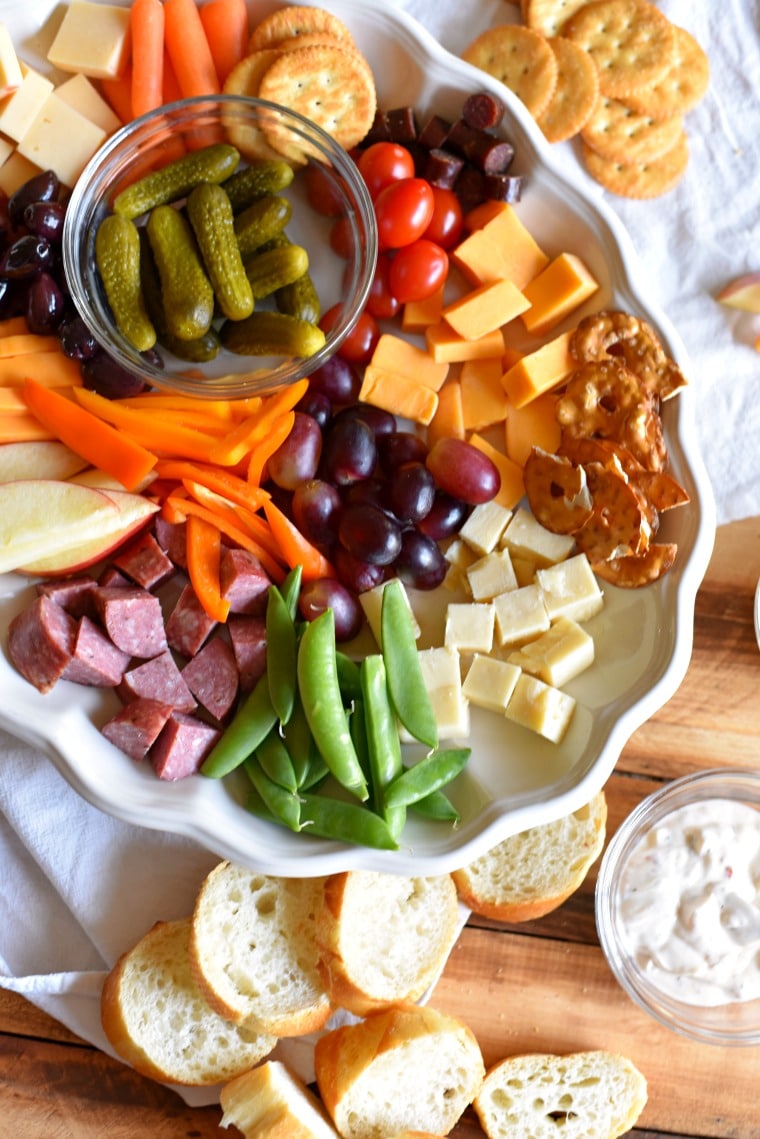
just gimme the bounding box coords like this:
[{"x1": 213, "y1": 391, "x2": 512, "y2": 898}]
[
  {"x1": 387, "y1": 239, "x2": 449, "y2": 304},
  {"x1": 329, "y1": 216, "x2": 354, "y2": 259},
  {"x1": 357, "y1": 142, "x2": 415, "y2": 199},
  {"x1": 374, "y1": 178, "x2": 435, "y2": 251},
  {"x1": 304, "y1": 164, "x2": 344, "y2": 216},
  {"x1": 423, "y1": 186, "x2": 464, "y2": 250},
  {"x1": 320, "y1": 303, "x2": 379, "y2": 366},
  {"x1": 364, "y1": 252, "x2": 402, "y2": 319}
]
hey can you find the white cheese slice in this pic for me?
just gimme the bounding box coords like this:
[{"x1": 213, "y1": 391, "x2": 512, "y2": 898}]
[
  {"x1": 18, "y1": 94, "x2": 107, "y2": 187},
  {"x1": 54, "y1": 73, "x2": 122, "y2": 134},
  {"x1": 0, "y1": 66, "x2": 54, "y2": 142},
  {"x1": 0, "y1": 151, "x2": 41, "y2": 196},
  {"x1": 0, "y1": 23, "x2": 22, "y2": 99},
  {"x1": 47, "y1": 2, "x2": 132, "y2": 80}
]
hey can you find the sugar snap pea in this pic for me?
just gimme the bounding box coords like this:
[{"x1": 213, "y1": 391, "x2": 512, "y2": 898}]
[
  {"x1": 380, "y1": 579, "x2": 438, "y2": 750},
  {"x1": 280, "y1": 688, "x2": 313, "y2": 787},
  {"x1": 299, "y1": 792, "x2": 399, "y2": 850},
  {"x1": 243, "y1": 756, "x2": 301, "y2": 832},
  {"x1": 279, "y1": 564, "x2": 303, "y2": 620},
  {"x1": 335, "y1": 651, "x2": 362, "y2": 702},
  {"x1": 410, "y1": 787, "x2": 461, "y2": 823},
  {"x1": 266, "y1": 582, "x2": 298, "y2": 724},
  {"x1": 360, "y1": 654, "x2": 406, "y2": 841},
  {"x1": 254, "y1": 726, "x2": 298, "y2": 794},
  {"x1": 384, "y1": 747, "x2": 471, "y2": 809},
  {"x1": 200, "y1": 671, "x2": 277, "y2": 778}
]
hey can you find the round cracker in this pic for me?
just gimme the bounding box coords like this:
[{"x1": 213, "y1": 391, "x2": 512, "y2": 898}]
[
  {"x1": 248, "y1": 6, "x2": 354, "y2": 51},
  {"x1": 581, "y1": 130, "x2": 689, "y2": 199},
  {"x1": 536, "y1": 36, "x2": 600, "y2": 143},
  {"x1": 563, "y1": 0, "x2": 676, "y2": 99},
  {"x1": 623, "y1": 25, "x2": 709, "y2": 119},
  {"x1": 222, "y1": 50, "x2": 290, "y2": 162},
  {"x1": 581, "y1": 94, "x2": 684, "y2": 164},
  {"x1": 462, "y1": 25, "x2": 558, "y2": 119},
  {"x1": 525, "y1": 0, "x2": 592, "y2": 37},
  {"x1": 257, "y1": 43, "x2": 377, "y2": 157}
]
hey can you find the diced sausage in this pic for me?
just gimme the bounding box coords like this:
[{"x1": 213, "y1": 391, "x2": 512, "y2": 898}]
[
  {"x1": 153, "y1": 516, "x2": 187, "y2": 569},
  {"x1": 92, "y1": 585, "x2": 168, "y2": 659},
  {"x1": 101, "y1": 697, "x2": 174, "y2": 761},
  {"x1": 150, "y1": 713, "x2": 221, "y2": 781},
  {"x1": 118, "y1": 650, "x2": 197, "y2": 712},
  {"x1": 62, "y1": 615, "x2": 131, "y2": 687},
  {"x1": 423, "y1": 148, "x2": 465, "y2": 189},
  {"x1": 484, "y1": 172, "x2": 524, "y2": 203},
  {"x1": 385, "y1": 105, "x2": 417, "y2": 143},
  {"x1": 181, "y1": 636, "x2": 239, "y2": 722},
  {"x1": 227, "y1": 614, "x2": 267, "y2": 692},
  {"x1": 464, "y1": 136, "x2": 514, "y2": 176},
  {"x1": 165, "y1": 583, "x2": 217, "y2": 657},
  {"x1": 36, "y1": 577, "x2": 98, "y2": 620},
  {"x1": 112, "y1": 530, "x2": 175, "y2": 590},
  {"x1": 220, "y1": 547, "x2": 271, "y2": 615},
  {"x1": 462, "y1": 91, "x2": 505, "y2": 131},
  {"x1": 98, "y1": 566, "x2": 131, "y2": 589},
  {"x1": 364, "y1": 108, "x2": 391, "y2": 144},
  {"x1": 453, "y1": 164, "x2": 487, "y2": 214},
  {"x1": 8, "y1": 594, "x2": 76, "y2": 693},
  {"x1": 417, "y1": 114, "x2": 452, "y2": 150}
]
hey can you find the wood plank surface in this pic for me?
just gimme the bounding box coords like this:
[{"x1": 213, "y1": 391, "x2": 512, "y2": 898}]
[{"x1": 1, "y1": 516, "x2": 759, "y2": 1138}]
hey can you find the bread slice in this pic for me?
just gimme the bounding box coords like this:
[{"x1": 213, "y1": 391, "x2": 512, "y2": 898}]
[
  {"x1": 220, "y1": 1060, "x2": 341, "y2": 1139},
  {"x1": 100, "y1": 917, "x2": 276, "y2": 1085},
  {"x1": 316, "y1": 871, "x2": 461, "y2": 1015},
  {"x1": 189, "y1": 862, "x2": 332, "y2": 1036},
  {"x1": 473, "y1": 1050, "x2": 648, "y2": 1139},
  {"x1": 314, "y1": 1004, "x2": 485, "y2": 1139},
  {"x1": 451, "y1": 791, "x2": 607, "y2": 921}
]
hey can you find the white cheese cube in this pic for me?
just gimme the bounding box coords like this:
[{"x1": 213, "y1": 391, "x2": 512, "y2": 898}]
[
  {"x1": 358, "y1": 578, "x2": 420, "y2": 647},
  {"x1": 510, "y1": 554, "x2": 538, "y2": 587},
  {"x1": 535, "y1": 552, "x2": 604, "y2": 623},
  {"x1": 466, "y1": 547, "x2": 518, "y2": 601},
  {"x1": 505, "y1": 673, "x2": 576, "y2": 744},
  {"x1": 54, "y1": 73, "x2": 122, "y2": 134},
  {"x1": 18, "y1": 94, "x2": 107, "y2": 187},
  {"x1": 459, "y1": 500, "x2": 512, "y2": 555},
  {"x1": 493, "y1": 583, "x2": 550, "y2": 648},
  {"x1": 47, "y1": 2, "x2": 131, "y2": 80},
  {"x1": 508, "y1": 616, "x2": 594, "y2": 688},
  {"x1": 0, "y1": 67, "x2": 54, "y2": 142},
  {"x1": 501, "y1": 506, "x2": 576, "y2": 567},
  {"x1": 462, "y1": 654, "x2": 521, "y2": 713},
  {"x1": 0, "y1": 24, "x2": 22, "y2": 98},
  {"x1": 444, "y1": 602, "x2": 495, "y2": 654},
  {"x1": 413, "y1": 646, "x2": 470, "y2": 741},
  {"x1": 0, "y1": 151, "x2": 41, "y2": 196}
]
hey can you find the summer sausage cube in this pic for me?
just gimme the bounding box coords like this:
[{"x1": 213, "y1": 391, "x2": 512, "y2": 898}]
[
  {"x1": 36, "y1": 576, "x2": 98, "y2": 620},
  {"x1": 165, "y1": 583, "x2": 217, "y2": 658},
  {"x1": 153, "y1": 516, "x2": 187, "y2": 569},
  {"x1": 220, "y1": 547, "x2": 271, "y2": 615},
  {"x1": 92, "y1": 585, "x2": 168, "y2": 659},
  {"x1": 181, "y1": 636, "x2": 239, "y2": 722},
  {"x1": 118, "y1": 650, "x2": 197, "y2": 712},
  {"x1": 101, "y1": 697, "x2": 174, "y2": 761},
  {"x1": 97, "y1": 566, "x2": 131, "y2": 589},
  {"x1": 112, "y1": 530, "x2": 175, "y2": 590},
  {"x1": 8, "y1": 594, "x2": 76, "y2": 693},
  {"x1": 62, "y1": 615, "x2": 131, "y2": 687},
  {"x1": 227, "y1": 614, "x2": 267, "y2": 692},
  {"x1": 150, "y1": 713, "x2": 221, "y2": 780}
]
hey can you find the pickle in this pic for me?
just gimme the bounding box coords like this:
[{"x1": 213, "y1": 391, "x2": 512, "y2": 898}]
[
  {"x1": 113, "y1": 143, "x2": 240, "y2": 220},
  {"x1": 244, "y1": 243, "x2": 309, "y2": 300},
  {"x1": 186, "y1": 182, "x2": 254, "y2": 321},
  {"x1": 146, "y1": 204, "x2": 215, "y2": 341},
  {"x1": 221, "y1": 311, "x2": 326, "y2": 358},
  {"x1": 233, "y1": 194, "x2": 292, "y2": 258},
  {"x1": 276, "y1": 268, "x2": 321, "y2": 324},
  {"x1": 95, "y1": 214, "x2": 156, "y2": 352},
  {"x1": 160, "y1": 327, "x2": 221, "y2": 362},
  {"x1": 223, "y1": 159, "x2": 295, "y2": 213}
]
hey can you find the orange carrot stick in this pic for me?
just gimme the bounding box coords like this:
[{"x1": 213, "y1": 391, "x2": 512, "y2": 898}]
[
  {"x1": 185, "y1": 513, "x2": 230, "y2": 622},
  {"x1": 22, "y1": 378, "x2": 157, "y2": 490},
  {"x1": 262, "y1": 498, "x2": 335, "y2": 581},
  {"x1": 101, "y1": 65, "x2": 134, "y2": 125},
  {"x1": 199, "y1": 0, "x2": 249, "y2": 85},
  {"x1": 131, "y1": 0, "x2": 165, "y2": 119},
  {"x1": 164, "y1": 0, "x2": 221, "y2": 98}
]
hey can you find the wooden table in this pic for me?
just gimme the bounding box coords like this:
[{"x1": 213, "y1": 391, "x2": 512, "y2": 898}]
[{"x1": 1, "y1": 517, "x2": 759, "y2": 1138}]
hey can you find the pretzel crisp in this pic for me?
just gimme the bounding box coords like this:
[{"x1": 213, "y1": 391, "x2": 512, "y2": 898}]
[{"x1": 571, "y1": 309, "x2": 687, "y2": 400}]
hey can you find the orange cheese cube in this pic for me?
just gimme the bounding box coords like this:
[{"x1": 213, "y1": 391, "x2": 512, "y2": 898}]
[
  {"x1": 402, "y1": 285, "x2": 445, "y2": 331},
  {"x1": 358, "y1": 364, "x2": 438, "y2": 425},
  {"x1": 463, "y1": 198, "x2": 511, "y2": 233},
  {"x1": 460, "y1": 357, "x2": 510, "y2": 431},
  {"x1": 520, "y1": 253, "x2": 599, "y2": 336},
  {"x1": 426, "y1": 322, "x2": 505, "y2": 364},
  {"x1": 0, "y1": 351, "x2": 83, "y2": 387},
  {"x1": 370, "y1": 333, "x2": 449, "y2": 391},
  {"x1": 427, "y1": 379, "x2": 465, "y2": 446},
  {"x1": 468, "y1": 433, "x2": 525, "y2": 510},
  {"x1": 501, "y1": 330, "x2": 576, "y2": 409},
  {"x1": 505, "y1": 393, "x2": 562, "y2": 467},
  {"x1": 451, "y1": 205, "x2": 550, "y2": 289},
  {"x1": 442, "y1": 278, "x2": 530, "y2": 341}
]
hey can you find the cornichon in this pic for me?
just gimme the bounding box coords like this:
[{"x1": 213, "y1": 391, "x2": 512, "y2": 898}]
[
  {"x1": 265, "y1": 233, "x2": 322, "y2": 323},
  {"x1": 146, "y1": 204, "x2": 215, "y2": 341},
  {"x1": 244, "y1": 243, "x2": 309, "y2": 300},
  {"x1": 220, "y1": 310, "x2": 326, "y2": 358},
  {"x1": 138, "y1": 228, "x2": 221, "y2": 362},
  {"x1": 234, "y1": 194, "x2": 292, "y2": 258},
  {"x1": 223, "y1": 159, "x2": 295, "y2": 213},
  {"x1": 113, "y1": 143, "x2": 240, "y2": 220},
  {"x1": 95, "y1": 214, "x2": 156, "y2": 352},
  {"x1": 186, "y1": 182, "x2": 254, "y2": 321}
]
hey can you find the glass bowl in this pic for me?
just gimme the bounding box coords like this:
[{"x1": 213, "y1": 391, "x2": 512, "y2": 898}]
[
  {"x1": 62, "y1": 94, "x2": 377, "y2": 400},
  {"x1": 596, "y1": 768, "x2": 760, "y2": 1046}
]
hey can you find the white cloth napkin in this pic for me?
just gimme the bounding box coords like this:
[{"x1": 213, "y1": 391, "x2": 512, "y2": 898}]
[{"x1": 1, "y1": 0, "x2": 759, "y2": 1111}]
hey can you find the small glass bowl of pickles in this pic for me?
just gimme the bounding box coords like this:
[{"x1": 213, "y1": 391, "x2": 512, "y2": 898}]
[{"x1": 62, "y1": 94, "x2": 377, "y2": 400}]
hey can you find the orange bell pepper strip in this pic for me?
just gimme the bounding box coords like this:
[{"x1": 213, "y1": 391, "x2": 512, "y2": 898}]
[
  {"x1": 73, "y1": 388, "x2": 224, "y2": 463},
  {"x1": 246, "y1": 409, "x2": 295, "y2": 486},
  {"x1": 208, "y1": 379, "x2": 309, "y2": 467},
  {"x1": 185, "y1": 513, "x2": 230, "y2": 623},
  {"x1": 261, "y1": 498, "x2": 335, "y2": 581},
  {"x1": 153, "y1": 459, "x2": 270, "y2": 513},
  {"x1": 163, "y1": 492, "x2": 286, "y2": 582}
]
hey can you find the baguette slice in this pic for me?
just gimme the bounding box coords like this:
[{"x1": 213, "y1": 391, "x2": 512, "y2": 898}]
[
  {"x1": 451, "y1": 791, "x2": 607, "y2": 921},
  {"x1": 220, "y1": 1060, "x2": 341, "y2": 1139},
  {"x1": 101, "y1": 917, "x2": 276, "y2": 1086},
  {"x1": 314, "y1": 1004, "x2": 485, "y2": 1139},
  {"x1": 189, "y1": 863, "x2": 332, "y2": 1036},
  {"x1": 316, "y1": 870, "x2": 460, "y2": 1015},
  {"x1": 473, "y1": 1050, "x2": 647, "y2": 1139}
]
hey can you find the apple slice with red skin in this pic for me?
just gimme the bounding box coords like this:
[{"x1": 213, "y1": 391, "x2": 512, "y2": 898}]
[
  {"x1": 0, "y1": 440, "x2": 89, "y2": 483},
  {"x1": 716, "y1": 274, "x2": 760, "y2": 313}
]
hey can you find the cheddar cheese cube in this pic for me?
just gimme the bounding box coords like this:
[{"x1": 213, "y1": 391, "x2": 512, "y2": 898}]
[
  {"x1": 425, "y1": 322, "x2": 505, "y2": 364},
  {"x1": 520, "y1": 253, "x2": 599, "y2": 336},
  {"x1": 0, "y1": 151, "x2": 41, "y2": 196},
  {"x1": 505, "y1": 392, "x2": 561, "y2": 467},
  {"x1": 493, "y1": 583, "x2": 550, "y2": 648},
  {"x1": 501, "y1": 330, "x2": 576, "y2": 409},
  {"x1": 535, "y1": 553, "x2": 604, "y2": 623},
  {"x1": 413, "y1": 646, "x2": 470, "y2": 741},
  {"x1": 427, "y1": 379, "x2": 465, "y2": 446},
  {"x1": 458, "y1": 500, "x2": 512, "y2": 556},
  {"x1": 466, "y1": 548, "x2": 518, "y2": 602},
  {"x1": 461, "y1": 356, "x2": 510, "y2": 431},
  {"x1": 47, "y1": 2, "x2": 132, "y2": 79},
  {"x1": 358, "y1": 364, "x2": 438, "y2": 426},
  {"x1": 501, "y1": 506, "x2": 576, "y2": 568},
  {"x1": 370, "y1": 333, "x2": 449, "y2": 391},
  {"x1": 402, "y1": 285, "x2": 445, "y2": 331},
  {"x1": 467, "y1": 434, "x2": 525, "y2": 511},
  {"x1": 442, "y1": 278, "x2": 530, "y2": 341},
  {"x1": 445, "y1": 602, "x2": 495, "y2": 654},
  {"x1": 451, "y1": 204, "x2": 550, "y2": 288},
  {"x1": 359, "y1": 578, "x2": 420, "y2": 646}
]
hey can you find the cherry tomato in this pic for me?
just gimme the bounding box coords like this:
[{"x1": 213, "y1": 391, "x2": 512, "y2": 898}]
[
  {"x1": 329, "y1": 215, "x2": 354, "y2": 258},
  {"x1": 364, "y1": 252, "x2": 401, "y2": 319},
  {"x1": 387, "y1": 239, "x2": 449, "y2": 304},
  {"x1": 423, "y1": 186, "x2": 464, "y2": 250},
  {"x1": 357, "y1": 142, "x2": 415, "y2": 200},
  {"x1": 321, "y1": 303, "x2": 379, "y2": 366},
  {"x1": 374, "y1": 178, "x2": 435, "y2": 251},
  {"x1": 304, "y1": 164, "x2": 344, "y2": 216}
]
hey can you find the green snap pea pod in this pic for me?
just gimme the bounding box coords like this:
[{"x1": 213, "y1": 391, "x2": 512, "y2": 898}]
[
  {"x1": 384, "y1": 747, "x2": 471, "y2": 810},
  {"x1": 336, "y1": 651, "x2": 362, "y2": 703},
  {"x1": 299, "y1": 752, "x2": 329, "y2": 792},
  {"x1": 297, "y1": 609, "x2": 368, "y2": 801},
  {"x1": 279, "y1": 563, "x2": 303, "y2": 620},
  {"x1": 380, "y1": 579, "x2": 438, "y2": 750},
  {"x1": 244, "y1": 784, "x2": 279, "y2": 825},
  {"x1": 360, "y1": 654, "x2": 405, "y2": 841},
  {"x1": 243, "y1": 756, "x2": 301, "y2": 832},
  {"x1": 266, "y1": 583, "x2": 298, "y2": 724},
  {"x1": 299, "y1": 792, "x2": 399, "y2": 851},
  {"x1": 280, "y1": 687, "x2": 313, "y2": 787},
  {"x1": 254, "y1": 726, "x2": 298, "y2": 794},
  {"x1": 409, "y1": 787, "x2": 460, "y2": 823},
  {"x1": 200, "y1": 672, "x2": 277, "y2": 778},
  {"x1": 347, "y1": 695, "x2": 372, "y2": 793}
]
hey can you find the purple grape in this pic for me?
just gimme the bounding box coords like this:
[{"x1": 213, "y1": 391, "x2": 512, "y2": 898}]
[
  {"x1": 388, "y1": 461, "x2": 436, "y2": 523},
  {"x1": 416, "y1": 490, "x2": 471, "y2": 540},
  {"x1": 341, "y1": 477, "x2": 392, "y2": 515},
  {"x1": 296, "y1": 387, "x2": 332, "y2": 429},
  {"x1": 267, "y1": 411, "x2": 322, "y2": 490},
  {"x1": 338, "y1": 502, "x2": 402, "y2": 565},
  {"x1": 57, "y1": 315, "x2": 100, "y2": 361},
  {"x1": 80, "y1": 351, "x2": 147, "y2": 398},
  {"x1": 0, "y1": 234, "x2": 53, "y2": 279},
  {"x1": 426, "y1": 437, "x2": 500, "y2": 504},
  {"x1": 308, "y1": 354, "x2": 361, "y2": 404},
  {"x1": 8, "y1": 170, "x2": 60, "y2": 226},
  {"x1": 395, "y1": 529, "x2": 448, "y2": 590},
  {"x1": 377, "y1": 430, "x2": 428, "y2": 472},
  {"x1": 321, "y1": 415, "x2": 377, "y2": 485},
  {"x1": 23, "y1": 200, "x2": 66, "y2": 244},
  {"x1": 333, "y1": 402, "x2": 396, "y2": 437},
  {"x1": 291, "y1": 479, "x2": 342, "y2": 546},
  {"x1": 298, "y1": 577, "x2": 363, "y2": 641},
  {"x1": 333, "y1": 546, "x2": 386, "y2": 594},
  {"x1": 25, "y1": 272, "x2": 65, "y2": 334}
]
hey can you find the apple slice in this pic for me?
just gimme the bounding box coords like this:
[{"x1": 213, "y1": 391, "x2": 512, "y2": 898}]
[
  {"x1": 716, "y1": 274, "x2": 760, "y2": 313},
  {"x1": 17, "y1": 488, "x2": 160, "y2": 576},
  {"x1": 0, "y1": 479, "x2": 124, "y2": 574},
  {"x1": 69, "y1": 467, "x2": 157, "y2": 494},
  {"x1": 0, "y1": 440, "x2": 89, "y2": 483}
]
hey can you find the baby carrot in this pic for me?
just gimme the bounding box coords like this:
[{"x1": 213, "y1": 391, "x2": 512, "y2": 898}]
[
  {"x1": 199, "y1": 0, "x2": 249, "y2": 85},
  {"x1": 101, "y1": 65, "x2": 134, "y2": 124},
  {"x1": 130, "y1": 0, "x2": 165, "y2": 118},
  {"x1": 164, "y1": 0, "x2": 221, "y2": 98}
]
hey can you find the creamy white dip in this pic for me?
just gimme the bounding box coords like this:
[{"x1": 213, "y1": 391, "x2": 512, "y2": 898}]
[{"x1": 617, "y1": 798, "x2": 760, "y2": 1006}]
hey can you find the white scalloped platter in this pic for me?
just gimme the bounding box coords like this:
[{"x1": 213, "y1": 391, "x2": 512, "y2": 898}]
[{"x1": 0, "y1": 0, "x2": 715, "y2": 875}]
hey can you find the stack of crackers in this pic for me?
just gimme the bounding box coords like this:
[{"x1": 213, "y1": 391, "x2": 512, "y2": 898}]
[
  {"x1": 462, "y1": 0, "x2": 709, "y2": 199},
  {"x1": 223, "y1": 5, "x2": 376, "y2": 163}
]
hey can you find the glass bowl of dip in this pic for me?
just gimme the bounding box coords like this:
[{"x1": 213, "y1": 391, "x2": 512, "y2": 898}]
[{"x1": 595, "y1": 768, "x2": 760, "y2": 1046}]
